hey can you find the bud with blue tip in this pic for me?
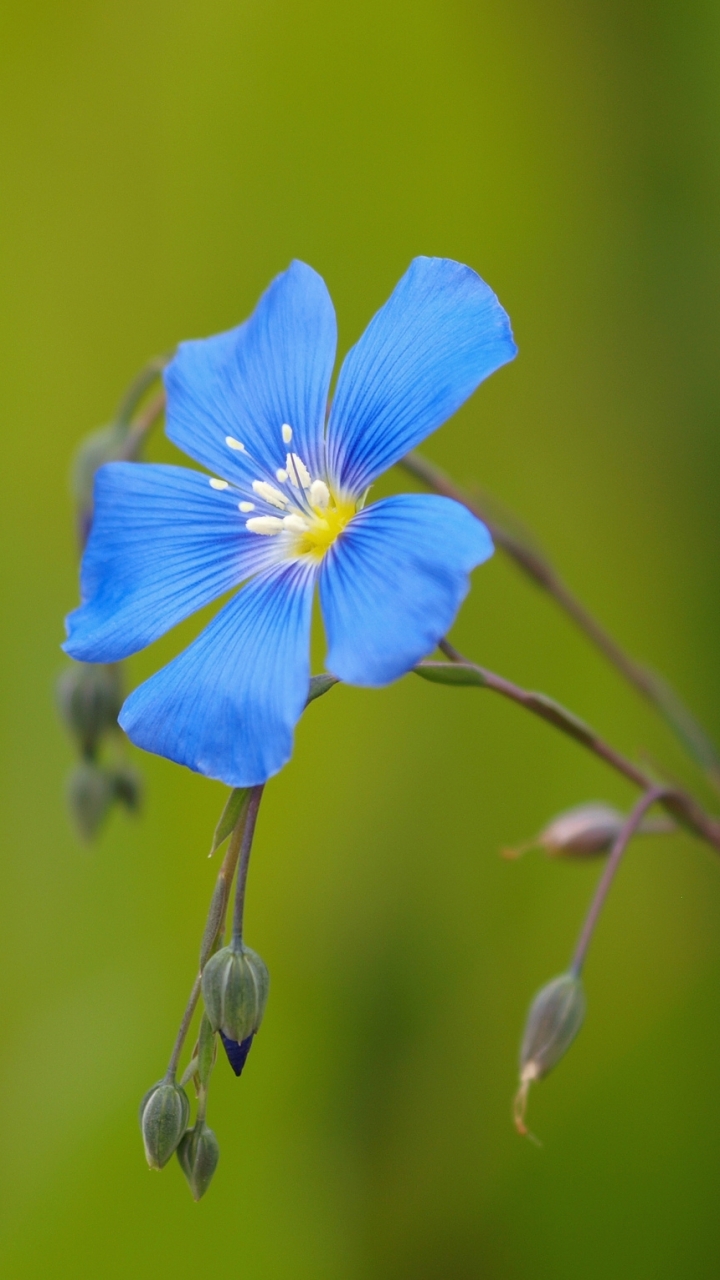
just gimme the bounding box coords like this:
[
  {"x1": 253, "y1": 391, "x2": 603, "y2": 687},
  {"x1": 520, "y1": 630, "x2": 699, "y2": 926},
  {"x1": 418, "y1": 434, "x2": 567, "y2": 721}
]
[
  {"x1": 177, "y1": 1122, "x2": 220, "y2": 1201},
  {"x1": 201, "y1": 940, "x2": 269, "y2": 1072},
  {"x1": 515, "y1": 972, "x2": 586, "y2": 1137},
  {"x1": 139, "y1": 1081, "x2": 190, "y2": 1169}
]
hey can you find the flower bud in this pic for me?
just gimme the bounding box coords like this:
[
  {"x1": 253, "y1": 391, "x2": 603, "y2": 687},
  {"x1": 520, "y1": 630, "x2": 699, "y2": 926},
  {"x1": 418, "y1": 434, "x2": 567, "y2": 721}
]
[
  {"x1": 139, "y1": 1081, "x2": 190, "y2": 1170},
  {"x1": 57, "y1": 662, "x2": 123, "y2": 757},
  {"x1": 177, "y1": 1122, "x2": 220, "y2": 1201},
  {"x1": 514, "y1": 973, "x2": 586, "y2": 1137},
  {"x1": 201, "y1": 941, "x2": 269, "y2": 1045},
  {"x1": 504, "y1": 801, "x2": 673, "y2": 861},
  {"x1": 66, "y1": 761, "x2": 115, "y2": 841}
]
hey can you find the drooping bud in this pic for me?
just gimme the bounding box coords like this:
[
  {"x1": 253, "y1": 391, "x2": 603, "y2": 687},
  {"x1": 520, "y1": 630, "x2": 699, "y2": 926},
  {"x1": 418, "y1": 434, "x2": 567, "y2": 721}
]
[
  {"x1": 177, "y1": 1122, "x2": 220, "y2": 1201},
  {"x1": 504, "y1": 801, "x2": 673, "y2": 860},
  {"x1": 57, "y1": 662, "x2": 123, "y2": 757},
  {"x1": 139, "y1": 1081, "x2": 190, "y2": 1169},
  {"x1": 201, "y1": 940, "x2": 269, "y2": 1047},
  {"x1": 66, "y1": 761, "x2": 115, "y2": 841},
  {"x1": 112, "y1": 763, "x2": 143, "y2": 812},
  {"x1": 514, "y1": 973, "x2": 586, "y2": 1137}
]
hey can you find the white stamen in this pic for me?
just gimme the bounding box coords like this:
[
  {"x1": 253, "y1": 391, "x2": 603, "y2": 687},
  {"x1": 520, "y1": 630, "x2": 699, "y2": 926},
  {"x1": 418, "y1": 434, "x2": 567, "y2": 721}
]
[
  {"x1": 283, "y1": 514, "x2": 310, "y2": 533},
  {"x1": 286, "y1": 452, "x2": 312, "y2": 489},
  {"x1": 252, "y1": 480, "x2": 288, "y2": 509},
  {"x1": 275, "y1": 468, "x2": 288, "y2": 482},
  {"x1": 309, "y1": 479, "x2": 330, "y2": 509},
  {"x1": 246, "y1": 516, "x2": 284, "y2": 535},
  {"x1": 209, "y1": 478, "x2": 229, "y2": 490},
  {"x1": 281, "y1": 423, "x2": 293, "y2": 444},
  {"x1": 238, "y1": 501, "x2": 255, "y2": 512},
  {"x1": 225, "y1": 436, "x2": 246, "y2": 452}
]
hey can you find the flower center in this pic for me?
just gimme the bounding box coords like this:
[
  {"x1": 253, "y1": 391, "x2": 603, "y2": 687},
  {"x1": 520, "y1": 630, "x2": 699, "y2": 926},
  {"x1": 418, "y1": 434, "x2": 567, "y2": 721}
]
[{"x1": 221, "y1": 423, "x2": 357, "y2": 562}]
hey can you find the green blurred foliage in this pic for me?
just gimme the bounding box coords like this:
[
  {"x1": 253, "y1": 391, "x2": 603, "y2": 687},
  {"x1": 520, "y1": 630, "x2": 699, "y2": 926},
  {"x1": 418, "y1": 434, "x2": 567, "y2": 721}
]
[{"x1": 1, "y1": 0, "x2": 720, "y2": 1275}]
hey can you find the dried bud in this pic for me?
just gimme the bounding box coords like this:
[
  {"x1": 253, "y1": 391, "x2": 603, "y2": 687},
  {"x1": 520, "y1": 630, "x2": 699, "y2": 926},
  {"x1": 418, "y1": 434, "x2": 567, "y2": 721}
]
[
  {"x1": 66, "y1": 761, "x2": 115, "y2": 841},
  {"x1": 514, "y1": 973, "x2": 585, "y2": 1138},
  {"x1": 201, "y1": 941, "x2": 269, "y2": 1046},
  {"x1": 57, "y1": 662, "x2": 123, "y2": 757},
  {"x1": 504, "y1": 801, "x2": 673, "y2": 861},
  {"x1": 177, "y1": 1122, "x2": 220, "y2": 1201},
  {"x1": 139, "y1": 1081, "x2": 190, "y2": 1170}
]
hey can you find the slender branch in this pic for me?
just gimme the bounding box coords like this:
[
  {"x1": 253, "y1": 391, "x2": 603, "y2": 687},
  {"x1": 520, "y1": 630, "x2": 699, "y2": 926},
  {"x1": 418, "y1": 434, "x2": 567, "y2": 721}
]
[
  {"x1": 165, "y1": 798, "x2": 252, "y2": 1080},
  {"x1": 432, "y1": 640, "x2": 720, "y2": 853},
  {"x1": 114, "y1": 356, "x2": 170, "y2": 429},
  {"x1": 401, "y1": 450, "x2": 720, "y2": 790},
  {"x1": 232, "y1": 785, "x2": 264, "y2": 945},
  {"x1": 571, "y1": 786, "x2": 667, "y2": 974},
  {"x1": 119, "y1": 389, "x2": 167, "y2": 460}
]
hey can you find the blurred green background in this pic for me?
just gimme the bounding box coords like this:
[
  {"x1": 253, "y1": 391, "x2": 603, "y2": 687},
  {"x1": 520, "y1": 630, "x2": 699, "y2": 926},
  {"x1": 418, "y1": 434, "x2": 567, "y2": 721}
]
[{"x1": 2, "y1": 0, "x2": 720, "y2": 1275}]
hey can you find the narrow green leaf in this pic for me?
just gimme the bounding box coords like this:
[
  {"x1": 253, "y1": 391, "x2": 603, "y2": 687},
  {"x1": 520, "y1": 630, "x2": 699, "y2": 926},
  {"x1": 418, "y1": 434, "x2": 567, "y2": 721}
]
[
  {"x1": 209, "y1": 787, "x2": 250, "y2": 856},
  {"x1": 414, "y1": 661, "x2": 486, "y2": 688},
  {"x1": 197, "y1": 1013, "x2": 217, "y2": 1089},
  {"x1": 305, "y1": 673, "x2": 339, "y2": 705}
]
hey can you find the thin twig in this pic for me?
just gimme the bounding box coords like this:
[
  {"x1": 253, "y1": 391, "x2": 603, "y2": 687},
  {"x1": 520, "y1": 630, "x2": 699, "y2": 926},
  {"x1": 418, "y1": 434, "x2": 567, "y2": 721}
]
[
  {"x1": 232, "y1": 785, "x2": 264, "y2": 945},
  {"x1": 570, "y1": 786, "x2": 668, "y2": 975},
  {"x1": 432, "y1": 640, "x2": 720, "y2": 853},
  {"x1": 401, "y1": 450, "x2": 720, "y2": 790}
]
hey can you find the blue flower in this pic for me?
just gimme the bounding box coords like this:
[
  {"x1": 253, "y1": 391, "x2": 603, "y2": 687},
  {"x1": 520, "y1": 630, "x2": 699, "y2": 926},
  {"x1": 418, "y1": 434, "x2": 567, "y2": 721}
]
[{"x1": 64, "y1": 257, "x2": 516, "y2": 787}]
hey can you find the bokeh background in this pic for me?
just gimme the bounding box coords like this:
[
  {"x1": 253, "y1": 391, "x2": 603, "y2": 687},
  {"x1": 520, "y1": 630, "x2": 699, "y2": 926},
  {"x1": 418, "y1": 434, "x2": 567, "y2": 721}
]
[{"x1": 2, "y1": 0, "x2": 720, "y2": 1275}]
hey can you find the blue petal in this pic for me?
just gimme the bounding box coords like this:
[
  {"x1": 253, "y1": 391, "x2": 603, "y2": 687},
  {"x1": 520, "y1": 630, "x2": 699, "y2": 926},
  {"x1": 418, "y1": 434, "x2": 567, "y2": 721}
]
[
  {"x1": 63, "y1": 463, "x2": 284, "y2": 662},
  {"x1": 319, "y1": 494, "x2": 493, "y2": 685},
  {"x1": 219, "y1": 1032, "x2": 255, "y2": 1076},
  {"x1": 119, "y1": 559, "x2": 316, "y2": 787},
  {"x1": 165, "y1": 261, "x2": 336, "y2": 484},
  {"x1": 326, "y1": 257, "x2": 516, "y2": 497}
]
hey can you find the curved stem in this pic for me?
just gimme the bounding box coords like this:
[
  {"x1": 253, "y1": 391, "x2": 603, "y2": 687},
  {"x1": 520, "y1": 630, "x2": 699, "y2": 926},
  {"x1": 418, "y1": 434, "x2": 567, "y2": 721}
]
[
  {"x1": 402, "y1": 450, "x2": 720, "y2": 790},
  {"x1": 433, "y1": 640, "x2": 720, "y2": 853},
  {"x1": 114, "y1": 356, "x2": 170, "y2": 428},
  {"x1": 571, "y1": 786, "x2": 667, "y2": 975},
  {"x1": 166, "y1": 974, "x2": 202, "y2": 1082},
  {"x1": 232, "y1": 785, "x2": 264, "y2": 946}
]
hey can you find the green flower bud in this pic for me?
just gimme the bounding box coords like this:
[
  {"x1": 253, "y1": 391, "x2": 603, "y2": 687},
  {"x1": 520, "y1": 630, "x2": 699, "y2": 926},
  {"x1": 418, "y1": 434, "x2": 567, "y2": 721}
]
[
  {"x1": 177, "y1": 1122, "x2": 220, "y2": 1201},
  {"x1": 57, "y1": 662, "x2": 123, "y2": 757},
  {"x1": 67, "y1": 761, "x2": 115, "y2": 841},
  {"x1": 139, "y1": 1081, "x2": 190, "y2": 1170},
  {"x1": 112, "y1": 763, "x2": 143, "y2": 812},
  {"x1": 515, "y1": 973, "x2": 586, "y2": 1137},
  {"x1": 201, "y1": 941, "x2": 269, "y2": 1044}
]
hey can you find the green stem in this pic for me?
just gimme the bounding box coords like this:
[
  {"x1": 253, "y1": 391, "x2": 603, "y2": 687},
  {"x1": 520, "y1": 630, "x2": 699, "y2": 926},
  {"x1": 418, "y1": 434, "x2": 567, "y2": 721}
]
[{"x1": 232, "y1": 785, "x2": 264, "y2": 946}]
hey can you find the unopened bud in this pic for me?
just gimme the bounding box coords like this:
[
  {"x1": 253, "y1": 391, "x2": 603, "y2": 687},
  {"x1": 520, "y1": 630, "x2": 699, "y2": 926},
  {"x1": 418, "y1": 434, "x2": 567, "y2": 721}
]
[
  {"x1": 112, "y1": 763, "x2": 143, "y2": 812},
  {"x1": 139, "y1": 1081, "x2": 190, "y2": 1170},
  {"x1": 67, "y1": 761, "x2": 115, "y2": 841},
  {"x1": 57, "y1": 662, "x2": 123, "y2": 757},
  {"x1": 504, "y1": 801, "x2": 673, "y2": 861},
  {"x1": 201, "y1": 941, "x2": 269, "y2": 1046},
  {"x1": 514, "y1": 973, "x2": 586, "y2": 1138},
  {"x1": 177, "y1": 1122, "x2": 220, "y2": 1201}
]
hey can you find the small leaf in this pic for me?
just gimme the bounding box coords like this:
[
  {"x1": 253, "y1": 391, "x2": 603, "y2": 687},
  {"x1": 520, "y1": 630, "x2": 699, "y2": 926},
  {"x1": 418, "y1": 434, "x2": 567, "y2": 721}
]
[
  {"x1": 414, "y1": 661, "x2": 486, "y2": 688},
  {"x1": 197, "y1": 1013, "x2": 217, "y2": 1089},
  {"x1": 305, "y1": 673, "x2": 339, "y2": 705},
  {"x1": 209, "y1": 787, "x2": 250, "y2": 856}
]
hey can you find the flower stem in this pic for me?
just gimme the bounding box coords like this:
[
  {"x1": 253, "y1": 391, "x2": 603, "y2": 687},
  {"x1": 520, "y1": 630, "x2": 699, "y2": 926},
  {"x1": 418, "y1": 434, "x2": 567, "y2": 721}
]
[
  {"x1": 402, "y1": 450, "x2": 720, "y2": 791},
  {"x1": 114, "y1": 356, "x2": 170, "y2": 429},
  {"x1": 570, "y1": 786, "x2": 667, "y2": 975},
  {"x1": 232, "y1": 785, "x2": 264, "y2": 946},
  {"x1": 434, "y1": 640, "x2": 720, "y2": 854},
  {"x1": 165, "y1": 792, "x2": 257, "y2": 1081}
]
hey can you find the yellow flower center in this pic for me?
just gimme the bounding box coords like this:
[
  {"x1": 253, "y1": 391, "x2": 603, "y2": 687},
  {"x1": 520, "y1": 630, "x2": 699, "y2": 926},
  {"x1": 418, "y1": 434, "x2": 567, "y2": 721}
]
[{"x1": 293, "y1": 494, "x2": 356, "y2": 561}]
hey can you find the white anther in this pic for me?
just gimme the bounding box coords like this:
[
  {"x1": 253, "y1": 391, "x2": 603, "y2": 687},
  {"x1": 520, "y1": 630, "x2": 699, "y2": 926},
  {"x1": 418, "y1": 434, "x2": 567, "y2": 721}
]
[
  {"x1": 225, "y1": 436, "x2": 246, "y2": 452},
  {"x1": 209, "y1": 478, "x2": 229, "y2": 490},
  {"x1": 252, "y1": 480, "x2": 288, "y2": 509},
  {"x1": 286, "y1": 452, "x2": 312, "y2": 489},
  {"x1": 246, "y1": 516, "x2": 284, "y2": 535},
  {"x1": 238, "y1": 501, "x2": 255, "y2": 512},
  {"x1": 282, "y1": 514, "x2": 310, "y2": 533},
  {"x1": 309, "y1": 479, "x2": 330, "y2": 510},
  {"x1": 281, "y1": 423, "x2": 293, "y2": 444},
  {"x1": 275, "y1": 468, "x2": 288, "y2": 482}
]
